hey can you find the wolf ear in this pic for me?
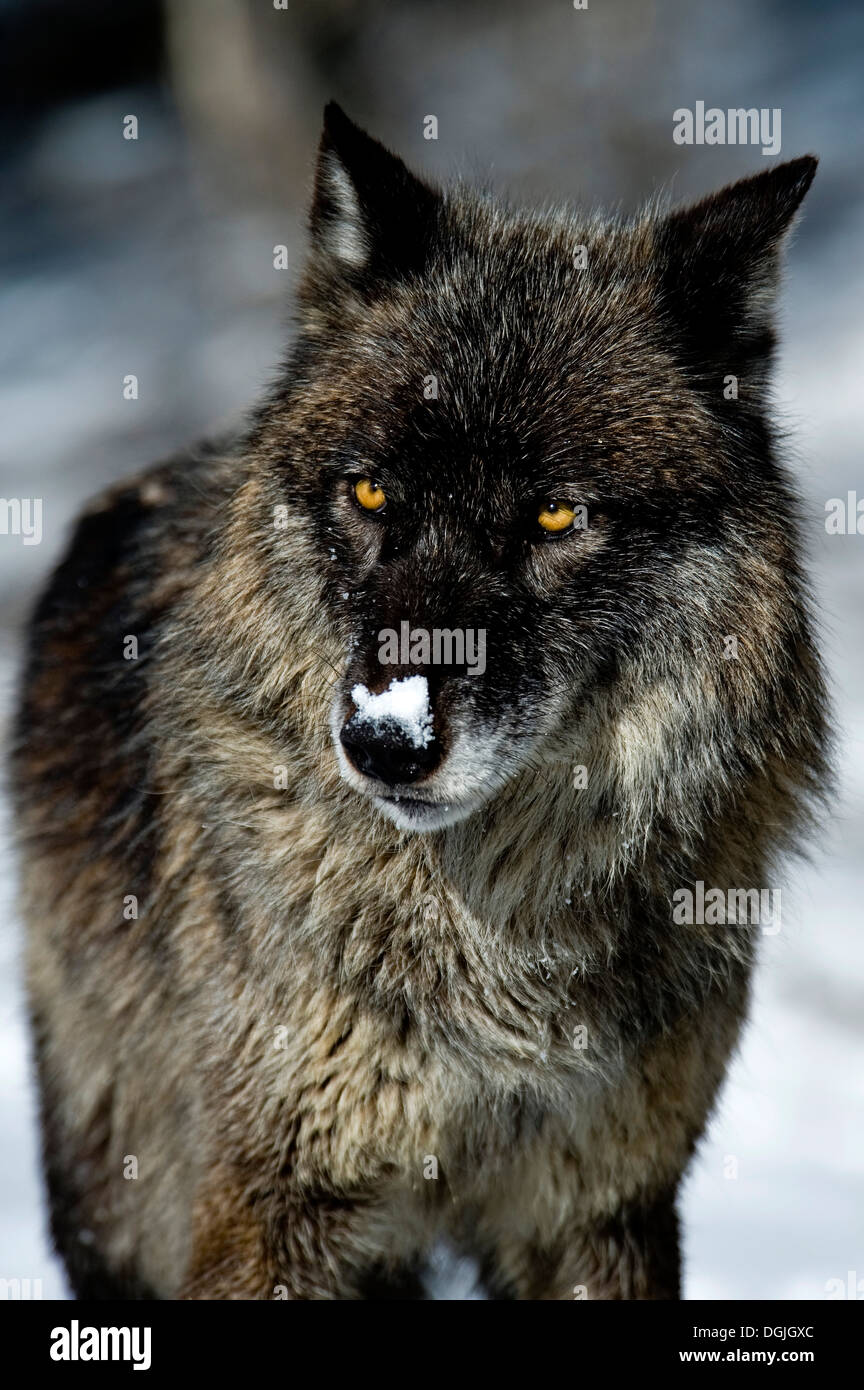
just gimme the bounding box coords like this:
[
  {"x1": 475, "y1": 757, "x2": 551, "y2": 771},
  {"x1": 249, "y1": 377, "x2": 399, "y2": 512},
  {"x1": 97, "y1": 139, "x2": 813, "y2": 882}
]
[
  {"x1": 653, "y1": 156, "x2": 817, "y2": 389},
  {"x1": 309, "y1": 103, "x2": 442, "y2": 284}
]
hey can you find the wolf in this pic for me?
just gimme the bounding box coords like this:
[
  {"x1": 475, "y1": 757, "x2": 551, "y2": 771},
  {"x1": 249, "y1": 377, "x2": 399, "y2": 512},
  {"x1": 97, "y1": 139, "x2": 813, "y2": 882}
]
[{"x1": 12, "y1": 104, "x2": 827, "y2": 1299}]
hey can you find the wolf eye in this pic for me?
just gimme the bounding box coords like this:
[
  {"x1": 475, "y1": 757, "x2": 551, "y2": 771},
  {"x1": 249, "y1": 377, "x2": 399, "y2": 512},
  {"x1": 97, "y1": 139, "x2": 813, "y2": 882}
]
[
  {"x1": 354, "y1": 477, "x2": 387, "y2": 513},
  {"x1": 537, "y1": 501, "x2": 576, "y2": 534}
]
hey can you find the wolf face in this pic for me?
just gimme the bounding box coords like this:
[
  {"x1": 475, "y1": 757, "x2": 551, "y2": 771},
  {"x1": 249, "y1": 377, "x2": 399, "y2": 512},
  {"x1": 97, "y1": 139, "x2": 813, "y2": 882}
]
[{"x1": 253, "y1": 105, "x2": 818, "y2": 835}]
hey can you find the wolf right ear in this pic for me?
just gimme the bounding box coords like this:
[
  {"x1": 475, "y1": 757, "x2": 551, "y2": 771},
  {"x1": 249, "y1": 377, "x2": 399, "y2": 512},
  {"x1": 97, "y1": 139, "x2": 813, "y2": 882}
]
[
  {"x1": 653, "y1": 156, "x2": 817, "y2": 389},
  {"x1": 309, "y1": 103, "x2": 443, "y2": 286}
]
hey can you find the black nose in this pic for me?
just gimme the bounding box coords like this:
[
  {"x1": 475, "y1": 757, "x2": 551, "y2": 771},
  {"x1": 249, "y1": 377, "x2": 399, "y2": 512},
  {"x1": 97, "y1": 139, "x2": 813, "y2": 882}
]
[{"x1": 340, "y1": 718, "x2": 439, "y2": 786}]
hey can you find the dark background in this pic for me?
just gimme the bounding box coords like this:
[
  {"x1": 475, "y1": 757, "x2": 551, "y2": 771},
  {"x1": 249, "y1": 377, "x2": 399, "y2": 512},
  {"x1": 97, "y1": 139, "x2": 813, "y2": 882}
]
[{"x1": 1, "y1": 0, "x2": 862, "y2": 1300}]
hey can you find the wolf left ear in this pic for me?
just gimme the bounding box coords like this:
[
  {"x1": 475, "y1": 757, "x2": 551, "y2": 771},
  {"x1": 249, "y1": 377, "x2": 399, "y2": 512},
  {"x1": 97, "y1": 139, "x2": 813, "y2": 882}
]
[
  {"x1": 309, "y1": 103, "x2": 442, "y2": 284},
  {"x1": 653, "y1": 156, "x2": 817, "y2": 387}
]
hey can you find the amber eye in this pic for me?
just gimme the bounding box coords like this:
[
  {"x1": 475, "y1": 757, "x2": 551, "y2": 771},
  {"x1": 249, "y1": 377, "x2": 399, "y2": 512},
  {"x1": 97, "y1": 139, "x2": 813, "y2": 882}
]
[
  {"x1": 354, "y1": 477, "x2": 386, "y2": 513},
  {"x1": 537, "y1": 501, "x2": 576, "y2": 534}
]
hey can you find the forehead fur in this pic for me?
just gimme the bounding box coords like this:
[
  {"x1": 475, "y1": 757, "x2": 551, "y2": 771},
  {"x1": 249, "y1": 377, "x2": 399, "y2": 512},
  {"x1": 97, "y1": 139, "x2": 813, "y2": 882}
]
[{"x1": 284, "y1": 197, "x2": 725, "y2": 494}]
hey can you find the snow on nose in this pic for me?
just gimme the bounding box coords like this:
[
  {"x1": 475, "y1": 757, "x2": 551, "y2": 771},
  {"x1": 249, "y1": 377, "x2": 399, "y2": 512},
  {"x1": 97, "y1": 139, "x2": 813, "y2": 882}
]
[{"x1": 349, "y1": 675, "x2": 434, "y2": 749}]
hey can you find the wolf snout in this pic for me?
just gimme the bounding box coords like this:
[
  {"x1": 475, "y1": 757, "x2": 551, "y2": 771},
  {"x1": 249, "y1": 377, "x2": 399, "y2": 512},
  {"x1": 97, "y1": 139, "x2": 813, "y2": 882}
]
[
  {"x1": 340, "y1": 675, "x2": 441, "y2": 786},
  {"x1": 340, "y1": 718, "x2": 439, "y2": 785}
]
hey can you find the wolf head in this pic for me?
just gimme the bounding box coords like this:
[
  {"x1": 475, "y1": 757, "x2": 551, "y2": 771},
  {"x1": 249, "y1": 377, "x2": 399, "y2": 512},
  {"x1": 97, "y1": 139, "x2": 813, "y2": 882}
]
[{"x1": 251, "y1": 105, "x2": 824, "y2": 842}]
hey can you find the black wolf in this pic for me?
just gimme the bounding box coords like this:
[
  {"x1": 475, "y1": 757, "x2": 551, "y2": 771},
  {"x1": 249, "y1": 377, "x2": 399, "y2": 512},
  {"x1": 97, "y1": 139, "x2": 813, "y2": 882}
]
[{"x1": 13, "y1": 105, "x2": 827, "y2": 1299}]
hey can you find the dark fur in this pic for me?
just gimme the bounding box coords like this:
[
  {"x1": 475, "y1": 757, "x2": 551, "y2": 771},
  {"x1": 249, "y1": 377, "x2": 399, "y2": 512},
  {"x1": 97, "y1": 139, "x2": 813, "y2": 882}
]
[{"x1": 12, "y1": 106, "x2": 828, "y2": 1299}]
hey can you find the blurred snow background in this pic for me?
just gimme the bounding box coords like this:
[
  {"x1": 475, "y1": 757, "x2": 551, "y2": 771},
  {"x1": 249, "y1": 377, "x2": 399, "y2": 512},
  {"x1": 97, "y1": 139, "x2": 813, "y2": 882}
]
[{"x1": 0, "y1": 0, "x2": 862, "y2": 1299}]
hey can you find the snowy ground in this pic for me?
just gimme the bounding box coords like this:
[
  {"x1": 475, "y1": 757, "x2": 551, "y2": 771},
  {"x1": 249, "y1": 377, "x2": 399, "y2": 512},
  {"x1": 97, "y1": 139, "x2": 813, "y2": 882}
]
[{"x1": 1, "y1": 0, "x2": 862, "y2": 1301}]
